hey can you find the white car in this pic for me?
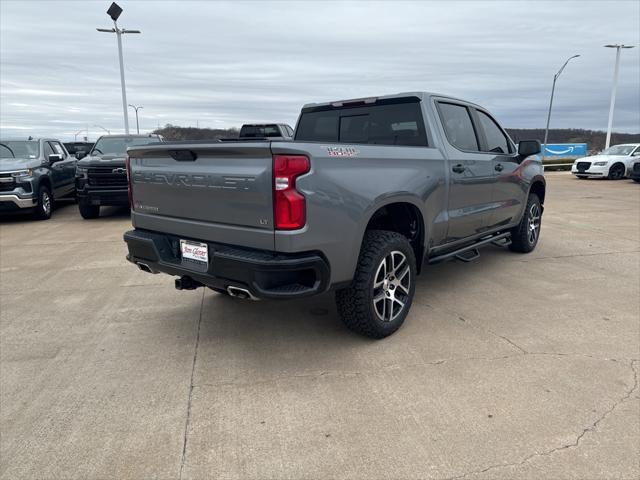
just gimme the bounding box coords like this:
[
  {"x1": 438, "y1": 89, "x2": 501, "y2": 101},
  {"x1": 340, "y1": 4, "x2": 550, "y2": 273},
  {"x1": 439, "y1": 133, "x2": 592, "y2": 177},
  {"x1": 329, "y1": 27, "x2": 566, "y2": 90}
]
[{"x1": 571, "y1": 143, "x2": 640, "y2": 180}]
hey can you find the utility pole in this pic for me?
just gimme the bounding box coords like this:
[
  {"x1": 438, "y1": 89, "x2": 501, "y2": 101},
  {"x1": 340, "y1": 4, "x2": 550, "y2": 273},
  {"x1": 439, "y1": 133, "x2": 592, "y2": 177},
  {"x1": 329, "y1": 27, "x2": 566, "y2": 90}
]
[
  {"x1": 604, "y1": 44, "x2": 635, "y2": 149},
  {"x1": 97, "y1": 3, "x2": 141, "y2": 134}
]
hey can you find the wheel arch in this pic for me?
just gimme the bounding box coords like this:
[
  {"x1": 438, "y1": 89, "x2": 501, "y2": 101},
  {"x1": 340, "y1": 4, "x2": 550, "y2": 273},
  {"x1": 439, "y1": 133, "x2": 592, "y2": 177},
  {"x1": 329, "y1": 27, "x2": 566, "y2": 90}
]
[
  {"x1": 37, "y1": 175, "x2": 52, "y2": 193},
  {"x1": 529, "y1": 176, "x2": 546, "y2": 206},
  {"x1": 359, "y1": 197, "x2": 426, "y2": 274}
]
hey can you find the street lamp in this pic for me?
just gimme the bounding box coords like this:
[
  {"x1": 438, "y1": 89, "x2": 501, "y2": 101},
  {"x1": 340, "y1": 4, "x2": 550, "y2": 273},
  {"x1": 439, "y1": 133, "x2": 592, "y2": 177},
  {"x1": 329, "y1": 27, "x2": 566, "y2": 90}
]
[
  {"x1": 128, "y1": 104, "x2": 143, "y2": 134},
  {"x1": 542, "y1": 54, "x2": 580, "y2": 162},
  {"x1": 604, "y1": 44, "x2": 635, "y2": 149},
  {"x1": 93, "y1": 124, "x2": 111, "y2": 135},
  {"x1": 74, "y1": 129, "x2": 84, "y2": 141},
  {"x1": 97, "y1": 2, "x2": 141, "y2": 135}
]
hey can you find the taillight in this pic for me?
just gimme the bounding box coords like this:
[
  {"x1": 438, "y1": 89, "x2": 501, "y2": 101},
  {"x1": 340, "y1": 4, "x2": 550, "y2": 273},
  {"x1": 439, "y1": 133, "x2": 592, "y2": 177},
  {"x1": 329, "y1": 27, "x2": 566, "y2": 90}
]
[
  {"x1": 125, "y1": 156, "x2": 133, "y2": 208},
  {"x1": 273, "y1": 154, "x2": 310, "y2": 230}
]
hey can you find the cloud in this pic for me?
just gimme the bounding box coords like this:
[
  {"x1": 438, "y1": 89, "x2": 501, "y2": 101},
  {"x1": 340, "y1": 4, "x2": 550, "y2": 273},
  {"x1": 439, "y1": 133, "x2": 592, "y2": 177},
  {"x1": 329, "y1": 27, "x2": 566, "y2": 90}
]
[{"x1": 1, "y1": 0, "x2": 639, "y2": 141}]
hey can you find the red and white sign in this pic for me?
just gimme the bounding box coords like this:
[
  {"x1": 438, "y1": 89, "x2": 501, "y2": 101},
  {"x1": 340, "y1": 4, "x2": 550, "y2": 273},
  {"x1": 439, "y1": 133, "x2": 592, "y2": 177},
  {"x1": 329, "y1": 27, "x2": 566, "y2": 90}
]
[{"x1": 180, "y1": 240, "x2": 208, "y2": 264}]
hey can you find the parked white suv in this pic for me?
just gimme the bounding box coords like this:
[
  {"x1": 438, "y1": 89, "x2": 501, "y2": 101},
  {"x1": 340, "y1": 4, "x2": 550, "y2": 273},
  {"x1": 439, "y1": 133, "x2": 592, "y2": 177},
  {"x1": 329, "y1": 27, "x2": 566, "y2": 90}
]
[{"x1": 571, "y1": 144, "x2": 640, "y2": 180}]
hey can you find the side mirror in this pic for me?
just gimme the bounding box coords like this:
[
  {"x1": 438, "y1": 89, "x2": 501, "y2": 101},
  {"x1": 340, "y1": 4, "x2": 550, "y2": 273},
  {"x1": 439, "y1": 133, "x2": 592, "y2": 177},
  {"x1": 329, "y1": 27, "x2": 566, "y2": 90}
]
[
  {"x1": 75, "y1": 152, "x2": 87, "y2": 160},
  {"x1": 48, "y1": 153, "x2": 63, "y2": 163},
  {"x1": 518, "y1": 140, "x2": 541, "y2": 157}
]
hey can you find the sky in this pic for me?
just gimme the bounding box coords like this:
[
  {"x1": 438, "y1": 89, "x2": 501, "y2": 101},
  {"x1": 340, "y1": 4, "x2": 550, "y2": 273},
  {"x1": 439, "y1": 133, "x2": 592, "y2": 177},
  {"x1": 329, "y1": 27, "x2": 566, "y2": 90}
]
[{"x1": 1, "y1": 0, "x2": 639, "y2": 141}]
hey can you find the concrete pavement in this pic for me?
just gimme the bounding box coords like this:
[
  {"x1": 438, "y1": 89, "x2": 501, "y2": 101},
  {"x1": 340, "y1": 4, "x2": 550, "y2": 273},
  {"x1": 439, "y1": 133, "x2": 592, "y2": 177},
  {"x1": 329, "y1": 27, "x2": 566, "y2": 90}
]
[{"x1": 1, "y1": 173, "x2": 638, "y2": 479}]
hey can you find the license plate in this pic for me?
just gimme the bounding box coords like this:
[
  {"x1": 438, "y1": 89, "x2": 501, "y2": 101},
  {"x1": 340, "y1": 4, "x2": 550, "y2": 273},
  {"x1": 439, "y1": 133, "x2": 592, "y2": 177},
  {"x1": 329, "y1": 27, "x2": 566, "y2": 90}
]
[{"x1": 180, "y1": 239, "x2": 208, "y2": 265}]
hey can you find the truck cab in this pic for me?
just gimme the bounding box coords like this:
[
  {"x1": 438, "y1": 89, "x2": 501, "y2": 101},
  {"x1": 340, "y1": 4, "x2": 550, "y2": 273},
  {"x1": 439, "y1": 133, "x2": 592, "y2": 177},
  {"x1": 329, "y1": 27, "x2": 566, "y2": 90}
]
[{"x1": 238, "y1": 124, "x2": 294, "y2": 140}]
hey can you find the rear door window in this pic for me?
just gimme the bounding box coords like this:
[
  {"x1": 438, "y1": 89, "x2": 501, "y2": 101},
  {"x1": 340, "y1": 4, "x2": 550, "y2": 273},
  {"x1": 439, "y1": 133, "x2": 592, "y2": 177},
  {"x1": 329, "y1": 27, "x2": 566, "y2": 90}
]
[
  {"x1": 437, "y1": 102, "x2": 479, "y2": 152},
  {"x1": 295, "y1": 100, "x2": 429, "y2": 147},
  {"x1": 476, "y1": 110, "x2": 511, "y2": 154}
]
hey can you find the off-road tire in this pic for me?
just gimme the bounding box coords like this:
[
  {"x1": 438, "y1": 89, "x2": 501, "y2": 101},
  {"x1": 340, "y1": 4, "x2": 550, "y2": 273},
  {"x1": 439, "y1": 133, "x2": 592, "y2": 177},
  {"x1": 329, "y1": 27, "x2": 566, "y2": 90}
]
[
  {"x1": 509, "y1": 193, "x2": 541, "y2": 253},
  {"x1": 336, "y1": 230, "x2": 416, "y2": 339},
  {"x1": 34, "y1": 185, "x2": 53, "y2": 220},
  {"x1": 79, "y1": 201, "x2": 100, "y2": 219}
]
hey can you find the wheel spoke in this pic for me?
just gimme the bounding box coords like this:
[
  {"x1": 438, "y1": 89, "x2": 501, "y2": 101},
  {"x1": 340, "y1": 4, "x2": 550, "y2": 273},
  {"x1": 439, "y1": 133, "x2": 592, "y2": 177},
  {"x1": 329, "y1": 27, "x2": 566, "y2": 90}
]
[
  {"x1": 392, "y1": 257, "x2": 405, "y2": 276},
  {"x1": 373, "y1": 292, "x2": 386, "y2": 303},
  {"x1": 397, "y1": 264, "x2": 410, "y2": 281}
]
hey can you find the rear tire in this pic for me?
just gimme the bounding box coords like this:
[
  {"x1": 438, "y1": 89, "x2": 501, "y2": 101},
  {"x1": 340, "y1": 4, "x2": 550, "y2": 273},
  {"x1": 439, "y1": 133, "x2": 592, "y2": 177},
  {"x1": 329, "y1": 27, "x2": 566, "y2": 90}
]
[
  {"x1": 336, "y1": 230, "x2": 416, "y2": 339},
  {"x1": 34, "y1": 185, "x2": 52, "y2": 220},
  {"x1": 608, "y1": 163, "x2": 625, "y2": 180},
  {"x1": 79, "y1": 201, "x2": 100, "y2": 219},
  {"x1": 509, "y1": 193, "x2": 541, "y2": 253},
  {"x1": 633, "y1": 178, "x2": 640, "y2": 183}
]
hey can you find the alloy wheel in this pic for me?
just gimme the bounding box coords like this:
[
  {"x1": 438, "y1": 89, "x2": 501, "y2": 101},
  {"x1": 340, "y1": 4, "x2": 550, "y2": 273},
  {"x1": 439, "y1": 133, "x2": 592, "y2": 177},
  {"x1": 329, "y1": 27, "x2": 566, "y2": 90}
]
[
  {"x1": 372, "y1": 250, "x2": 411, "y2": 322},
  {"x1": 528, "y1": 203, "x2": 541, "y2": 245},
  {"x1": 42, "y1": 191, "x2": 51, "y2": 216}
]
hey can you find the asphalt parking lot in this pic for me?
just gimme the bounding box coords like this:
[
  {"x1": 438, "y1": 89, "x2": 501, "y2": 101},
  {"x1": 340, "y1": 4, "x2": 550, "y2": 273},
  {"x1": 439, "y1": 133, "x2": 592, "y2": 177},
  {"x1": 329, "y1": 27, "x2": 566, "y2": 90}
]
[{"x1": 1, "y1": 172, "x2": 638, "y2": 480}]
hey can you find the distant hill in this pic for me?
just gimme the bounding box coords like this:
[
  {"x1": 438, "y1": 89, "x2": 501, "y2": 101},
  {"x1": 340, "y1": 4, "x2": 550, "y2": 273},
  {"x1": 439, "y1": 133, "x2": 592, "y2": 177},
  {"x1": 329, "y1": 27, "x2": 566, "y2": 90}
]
[
  {"x1": 154, "y1": 124, "x2": 639, "y2": 153},
  {"x1": 506, "y1": 129, "x2": 639, "y2": 153}
]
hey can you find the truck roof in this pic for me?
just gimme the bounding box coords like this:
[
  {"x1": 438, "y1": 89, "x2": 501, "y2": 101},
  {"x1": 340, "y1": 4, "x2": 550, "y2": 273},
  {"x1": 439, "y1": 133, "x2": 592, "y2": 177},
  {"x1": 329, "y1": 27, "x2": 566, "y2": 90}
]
[{"x1": 301, "y1": 91, "x2": 481, "y2": 112}]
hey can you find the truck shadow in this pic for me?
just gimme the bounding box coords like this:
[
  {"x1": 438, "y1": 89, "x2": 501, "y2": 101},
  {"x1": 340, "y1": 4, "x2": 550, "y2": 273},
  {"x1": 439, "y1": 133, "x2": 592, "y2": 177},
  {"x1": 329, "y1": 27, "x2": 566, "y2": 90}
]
[{"x1": 194, "y1": 245, "x2": 511, "y2": 349}]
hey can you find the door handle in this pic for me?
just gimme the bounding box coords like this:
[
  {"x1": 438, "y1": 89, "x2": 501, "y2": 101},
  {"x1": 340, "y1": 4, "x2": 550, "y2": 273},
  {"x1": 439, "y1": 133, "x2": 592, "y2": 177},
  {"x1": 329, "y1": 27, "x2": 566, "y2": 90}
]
[
  {"x1": 452, "y1": 164, "x2": 465, "y2": 174},
  {"x1": 495, "y1": 163, "x2": 504, "y2": 172}
]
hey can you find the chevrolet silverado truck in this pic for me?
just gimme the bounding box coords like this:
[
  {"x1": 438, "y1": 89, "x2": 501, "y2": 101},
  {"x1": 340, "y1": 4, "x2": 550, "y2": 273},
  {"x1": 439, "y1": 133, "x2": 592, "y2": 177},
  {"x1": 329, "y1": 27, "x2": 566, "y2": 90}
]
[
  {"x1": 76, "y1": 134, "x2": 163, "y2": 219},
  {"x1": 0, "y1": 138, "x2": 76, "y2": 220},
  {"x1": 124, "y1": 92, "x2": 544, "y2": 338}
]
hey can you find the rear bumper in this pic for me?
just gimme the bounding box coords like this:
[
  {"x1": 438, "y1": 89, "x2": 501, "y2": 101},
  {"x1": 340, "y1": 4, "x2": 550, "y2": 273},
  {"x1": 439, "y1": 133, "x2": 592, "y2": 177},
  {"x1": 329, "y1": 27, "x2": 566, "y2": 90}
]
[{"x1": 123, "y1": 229, "x2": 330, "y2": 300}]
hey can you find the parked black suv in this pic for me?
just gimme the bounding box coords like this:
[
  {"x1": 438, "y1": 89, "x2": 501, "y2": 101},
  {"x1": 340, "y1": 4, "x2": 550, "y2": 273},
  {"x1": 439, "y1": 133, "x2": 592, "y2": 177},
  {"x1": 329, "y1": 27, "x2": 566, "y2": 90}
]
[
  {"x1": 0, "y1": 138, "x2": 76, "y2": 220},
  {"x1": 76, "y1": 134, "x2": 163, "y2": 219}
]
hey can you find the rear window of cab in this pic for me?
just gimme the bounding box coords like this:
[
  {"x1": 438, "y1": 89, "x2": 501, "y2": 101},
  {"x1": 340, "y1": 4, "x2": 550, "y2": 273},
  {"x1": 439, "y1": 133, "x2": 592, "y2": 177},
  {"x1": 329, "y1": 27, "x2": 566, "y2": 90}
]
[{"x1": 295, "y1": 99, "x2": 429, "y2": 147}]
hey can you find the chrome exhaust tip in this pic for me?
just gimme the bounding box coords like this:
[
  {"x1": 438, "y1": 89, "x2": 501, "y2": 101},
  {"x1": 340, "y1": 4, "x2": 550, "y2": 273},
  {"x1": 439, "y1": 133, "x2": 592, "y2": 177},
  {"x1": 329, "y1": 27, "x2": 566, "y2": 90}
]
[
  {"x1": 226, "y1": 286, "x2": 258, "y2": 300},
  {"x1": 136, "y1": 262, "x2": 155, "y2": 274}
]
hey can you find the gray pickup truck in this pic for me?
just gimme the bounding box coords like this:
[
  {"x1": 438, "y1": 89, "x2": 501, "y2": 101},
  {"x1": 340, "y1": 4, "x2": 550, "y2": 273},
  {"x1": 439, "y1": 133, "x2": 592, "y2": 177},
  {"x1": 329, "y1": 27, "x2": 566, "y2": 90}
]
[
  {"x1": 124, "y1": 92, "x2": 544, "y2": 338},
  {"x1": 0, "y1": 138, "x2": 76, "y2": 220}
]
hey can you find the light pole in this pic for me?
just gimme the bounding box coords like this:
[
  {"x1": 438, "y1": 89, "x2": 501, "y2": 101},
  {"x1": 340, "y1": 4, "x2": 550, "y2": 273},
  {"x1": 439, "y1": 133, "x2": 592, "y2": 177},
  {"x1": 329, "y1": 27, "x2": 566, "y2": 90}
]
[
  {"x1": 97, "y1": 3, "x2": 141, "y2": 135},
  {"x1": 93, "y1": 125, "x2": 111, "y2": 135},
  {"x1": 74, "y1": 129, "x2": 84, "y2": 141},
  {"x1": 128, "y1": 104, "x2": 143, "y2": 134},
  {"x1": 542, "y1": 54, "x2": 580, "y2": 162},
  {"x1": 604, "y1": 44, "x2": 635, "y2": 149}
]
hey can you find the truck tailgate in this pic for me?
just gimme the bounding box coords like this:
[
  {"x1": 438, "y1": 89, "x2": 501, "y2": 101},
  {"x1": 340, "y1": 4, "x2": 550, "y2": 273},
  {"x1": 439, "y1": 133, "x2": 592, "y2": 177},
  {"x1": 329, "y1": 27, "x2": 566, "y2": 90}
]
[{"x1": 127, "y1": 142, "x2": 274, "y2": 250}]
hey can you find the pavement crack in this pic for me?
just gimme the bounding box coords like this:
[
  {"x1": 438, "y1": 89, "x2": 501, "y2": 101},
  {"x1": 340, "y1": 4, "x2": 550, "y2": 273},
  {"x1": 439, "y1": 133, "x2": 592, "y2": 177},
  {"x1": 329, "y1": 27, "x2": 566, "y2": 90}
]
[
  {"x1": 179, "y1": 289, "x2": 205, "y2": 480},
  {"x1": 442, "y1": 359, "x2": 639, "y2": 480},
  {"x1": 457, "y1": 315, "x2": 528, "y2": 354}
]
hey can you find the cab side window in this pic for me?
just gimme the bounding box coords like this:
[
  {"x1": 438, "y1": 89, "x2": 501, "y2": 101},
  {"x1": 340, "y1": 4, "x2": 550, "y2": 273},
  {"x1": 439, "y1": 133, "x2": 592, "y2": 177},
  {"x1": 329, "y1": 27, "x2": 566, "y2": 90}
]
[
  {"x1": 50, "y1": 142, "x2": 66, "y2": 157},
  {"x1": 43, "y1": 142, "x2": 55, "y2": 158},
  {"x1": 477, "y1": 111, "x2": 511, "y2": 154},
  {"x1": 437, "y1": 102, "x2": 479, "y2": 152}
]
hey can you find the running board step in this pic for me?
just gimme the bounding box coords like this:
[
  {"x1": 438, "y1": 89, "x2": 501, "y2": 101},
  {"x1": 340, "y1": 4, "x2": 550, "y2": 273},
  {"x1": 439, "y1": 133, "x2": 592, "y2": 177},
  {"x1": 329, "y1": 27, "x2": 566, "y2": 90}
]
[
  {"x1": 428, "y1": 232, "x2": 511, "y2": 265},
  {"x1": 455, "y1": 248, "x2": 480, "y2": 262}
]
